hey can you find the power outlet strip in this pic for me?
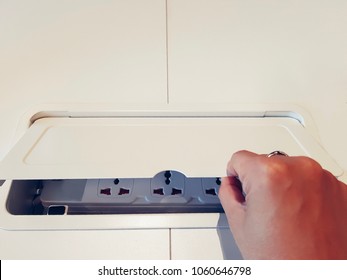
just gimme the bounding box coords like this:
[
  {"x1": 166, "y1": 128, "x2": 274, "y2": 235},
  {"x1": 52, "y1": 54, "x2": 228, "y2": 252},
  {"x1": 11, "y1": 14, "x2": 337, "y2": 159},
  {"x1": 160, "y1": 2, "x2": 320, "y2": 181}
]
[{"x1": 40, "y1": 171, "x2": 223, "y2": 214}]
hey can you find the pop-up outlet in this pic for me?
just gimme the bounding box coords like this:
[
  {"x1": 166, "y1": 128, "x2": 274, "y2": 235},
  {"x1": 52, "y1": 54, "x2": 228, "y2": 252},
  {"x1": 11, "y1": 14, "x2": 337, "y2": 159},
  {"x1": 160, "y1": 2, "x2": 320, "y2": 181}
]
[
  {"x1": 199, "y1": 177, "x2": 222, "y2": 203},
  {"x1": 38, "y1": 172, "x2": 224, "y2": 214},
  {"x1": 98, "y1": 178, "x2": 134, "y2": 198},
  {"x1": 149, "y1": 170, "x2": 188, "y2": 203}
]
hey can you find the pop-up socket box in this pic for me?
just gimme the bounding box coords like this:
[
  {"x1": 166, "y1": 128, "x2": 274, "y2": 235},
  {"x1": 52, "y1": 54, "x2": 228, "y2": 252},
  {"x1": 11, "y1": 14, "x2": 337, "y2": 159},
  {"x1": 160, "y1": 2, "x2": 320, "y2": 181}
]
[{"x1": 1, "y1": 106, "x2": 343, "y2": 232}]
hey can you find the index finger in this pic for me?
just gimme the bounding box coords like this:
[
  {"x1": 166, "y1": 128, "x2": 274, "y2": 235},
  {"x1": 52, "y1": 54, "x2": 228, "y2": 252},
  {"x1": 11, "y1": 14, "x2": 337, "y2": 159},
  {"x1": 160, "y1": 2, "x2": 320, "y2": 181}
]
[{"x1": 226, "y1": 150, "x2": 260, "y2": 181}]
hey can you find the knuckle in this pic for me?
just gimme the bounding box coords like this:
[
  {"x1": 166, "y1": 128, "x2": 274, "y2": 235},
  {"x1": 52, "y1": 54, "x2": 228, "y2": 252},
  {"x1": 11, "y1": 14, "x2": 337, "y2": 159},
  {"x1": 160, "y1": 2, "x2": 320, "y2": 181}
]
[
  {"x1": 232, "y1": 149, "x2": 249, "y2": 159},
  {"x1": 297, "y1": 157, "x2": 323, "y2": 176},
  {"x1": 262, "y1": 160, "x2": 291, "y2": 185},
  {"x1": 259, "y1": 156, "x2": 325, "y2": 189}
]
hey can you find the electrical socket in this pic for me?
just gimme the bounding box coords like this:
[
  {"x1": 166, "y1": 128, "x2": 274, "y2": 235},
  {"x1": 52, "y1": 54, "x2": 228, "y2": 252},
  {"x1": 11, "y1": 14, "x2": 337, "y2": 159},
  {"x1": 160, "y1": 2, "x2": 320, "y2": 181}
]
[
  {"x1": 97, "y1": 178, "x2": 135, "y2": 203},
  {"x1": 199, "y1": 177, "x2": 221, "y2": 203},
  {"x1": 149, "y1": 170, "x2": 188, "y2": 203}
]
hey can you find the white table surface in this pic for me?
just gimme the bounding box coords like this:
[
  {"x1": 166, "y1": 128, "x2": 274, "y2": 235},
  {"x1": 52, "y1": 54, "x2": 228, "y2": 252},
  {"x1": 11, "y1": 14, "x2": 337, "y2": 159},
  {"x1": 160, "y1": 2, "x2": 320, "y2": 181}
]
[{"x1": 0, "y1": 0, "x2": 346, "y2": 259}]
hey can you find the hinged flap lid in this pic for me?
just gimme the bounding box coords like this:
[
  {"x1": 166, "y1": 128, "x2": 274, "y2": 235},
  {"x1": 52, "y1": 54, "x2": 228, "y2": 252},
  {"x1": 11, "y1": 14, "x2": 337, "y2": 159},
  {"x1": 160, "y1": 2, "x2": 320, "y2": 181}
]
[{"x1": 0, "y1": 116, "x2": 343, "y2": 179}]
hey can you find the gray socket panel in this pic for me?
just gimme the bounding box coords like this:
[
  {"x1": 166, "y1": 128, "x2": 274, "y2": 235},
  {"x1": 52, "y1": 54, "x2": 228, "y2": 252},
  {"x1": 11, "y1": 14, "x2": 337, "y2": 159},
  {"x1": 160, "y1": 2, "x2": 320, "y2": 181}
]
[{"x1": 40, "y1": 171, "x2": 223, "y2": 214}]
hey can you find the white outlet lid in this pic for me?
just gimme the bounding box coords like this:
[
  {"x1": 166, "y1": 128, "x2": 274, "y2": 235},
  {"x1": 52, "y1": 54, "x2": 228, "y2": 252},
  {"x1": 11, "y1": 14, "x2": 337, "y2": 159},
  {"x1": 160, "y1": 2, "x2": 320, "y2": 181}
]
[{"x1": 0, "y1": 116, "x2": 343, "y2": 179}]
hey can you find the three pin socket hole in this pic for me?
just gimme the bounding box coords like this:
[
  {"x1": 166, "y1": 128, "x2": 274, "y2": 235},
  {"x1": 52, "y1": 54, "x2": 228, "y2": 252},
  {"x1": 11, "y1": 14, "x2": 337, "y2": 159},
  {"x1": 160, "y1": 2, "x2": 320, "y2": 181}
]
[
  {"x1": 164, "y1": 171, "x2": 171, "y2": 185},
  {"x1": 100, "y1": 188, "x2": 111, "y2": 195},
  {"x1": 153, "y1": 187, "x2": 182, "y2": 196}
]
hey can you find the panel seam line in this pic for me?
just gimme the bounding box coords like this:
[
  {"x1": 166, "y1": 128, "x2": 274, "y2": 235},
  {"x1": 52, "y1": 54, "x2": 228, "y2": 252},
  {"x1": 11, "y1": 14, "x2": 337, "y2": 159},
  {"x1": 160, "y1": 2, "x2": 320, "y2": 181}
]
[{"x1": 165, "y1": 0, "x2": 170, "y2": 104}]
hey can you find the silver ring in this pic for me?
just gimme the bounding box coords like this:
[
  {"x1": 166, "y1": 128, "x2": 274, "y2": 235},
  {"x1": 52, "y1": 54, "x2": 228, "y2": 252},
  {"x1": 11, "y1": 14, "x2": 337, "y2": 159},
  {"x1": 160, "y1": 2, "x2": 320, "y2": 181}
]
[{"x1": 267, "y1": 151, "x2": 289, "y2": 157}]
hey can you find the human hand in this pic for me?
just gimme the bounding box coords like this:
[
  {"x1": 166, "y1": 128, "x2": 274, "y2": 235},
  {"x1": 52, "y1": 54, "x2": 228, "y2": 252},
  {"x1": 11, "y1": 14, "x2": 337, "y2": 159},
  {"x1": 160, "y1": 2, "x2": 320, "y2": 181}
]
[{"x1": 218, "y1": 150, "x2": 347, "y2": 259}]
